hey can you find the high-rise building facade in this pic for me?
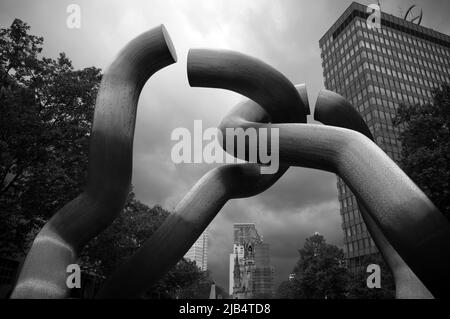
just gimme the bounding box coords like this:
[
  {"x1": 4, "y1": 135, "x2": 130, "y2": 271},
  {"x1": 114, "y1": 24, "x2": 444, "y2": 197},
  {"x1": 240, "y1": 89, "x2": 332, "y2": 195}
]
[
  {"x1": 184, "y1": 229, "x2": 208, "y2": 271},
  {"x1": 229, "y1": 224, "x2": 273, "y2": 299},
  {"x1": 319, "y1": 2, "x2": 450, "y2": 270}
]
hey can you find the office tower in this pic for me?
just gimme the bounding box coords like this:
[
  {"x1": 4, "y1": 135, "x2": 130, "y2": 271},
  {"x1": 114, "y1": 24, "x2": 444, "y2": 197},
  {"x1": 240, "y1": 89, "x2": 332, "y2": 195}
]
[
  {"x1": 229, "y1": 224, "x2": 273, "y2": 299},
  {"x1": 319, "y1": 2, "x2": 450, "y2": 271},
  {"x1": 184, "y1": 229, "x2": 208, "y2": 271}
]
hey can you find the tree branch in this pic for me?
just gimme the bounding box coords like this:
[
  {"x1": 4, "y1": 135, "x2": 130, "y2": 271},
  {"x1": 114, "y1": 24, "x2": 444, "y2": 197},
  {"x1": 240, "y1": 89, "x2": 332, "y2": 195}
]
[
  {"x1": 0, "y1": 157, "x2": 37, "y2": 197},
  {"x1": 0, "y1": 169, "x2": 24, "y2": 197}
]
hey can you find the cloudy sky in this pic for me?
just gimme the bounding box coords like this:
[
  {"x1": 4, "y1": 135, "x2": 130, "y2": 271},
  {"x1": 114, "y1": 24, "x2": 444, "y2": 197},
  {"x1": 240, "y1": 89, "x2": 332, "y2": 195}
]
[{"x1": 2, "y1": 0, "x2": 450, "y2": 291}]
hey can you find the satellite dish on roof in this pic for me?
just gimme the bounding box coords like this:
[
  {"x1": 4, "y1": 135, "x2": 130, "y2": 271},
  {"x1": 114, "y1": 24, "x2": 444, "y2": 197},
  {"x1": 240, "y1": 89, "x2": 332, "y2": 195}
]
[{"x1": 404, "y1": 5, "x2": 423, "y2": 25}]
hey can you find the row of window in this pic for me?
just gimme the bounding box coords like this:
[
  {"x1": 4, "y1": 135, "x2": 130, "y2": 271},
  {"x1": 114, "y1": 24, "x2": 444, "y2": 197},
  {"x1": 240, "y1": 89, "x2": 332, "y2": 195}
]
[
  {"x1": 345, "y1": 221, "x2": 366, "y2": 238},
  {"x1": 322, "y1": 20, "x2": 450, "y2": 89},
  {"x1": 325, "y1": 38, "x2": 449, "y2": 94},
  {"x1": 342, "y1": 207, "x2": 360, "y2": 225},
  {"x1": 360, "y1": 44, "x2": 450, "y2": 84},
  {"x1": 337, "y1": 182, "x2": 350, "y2": 197},
  {"x1": 332, "y1": 67, "x2": 437, "y2": 109},
  {"x1": 341, "y1": 195, "x2": 358, "y2": 210},
  {"x1": 325, "y1": 41, "x2": 449, "y2": 90},
  {"x1": 328, "y1": 55, "x2": 439, "y2": 113},
  {"x1": 357, "y1": 28, "x2": 449, "y2": 67},
  {"x1": 321, "y1": 16, "x2": 450, "y2": 63},
  {"x1": 346, "y1": 237, "x2": 376, "y2": 254}
]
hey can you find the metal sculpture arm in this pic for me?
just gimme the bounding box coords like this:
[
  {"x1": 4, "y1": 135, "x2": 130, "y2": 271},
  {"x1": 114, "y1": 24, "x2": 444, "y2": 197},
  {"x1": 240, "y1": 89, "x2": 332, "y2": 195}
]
[
  {"x1": 96, "y1": 50, "x2": 309, "y2": 298},
  {"x1": 187, "y1": 49, "x2": 309, "y2": 122},
  {"x1": 220, "y1": 90, "x2": 431, "y2": 298},
  {"x1": 217, "y1": 98, "x2": 450, "y2": 298},
  {"x1": 314, "y1": 89, "x2": 433, "y2": 299},
  {"x1": 11, "y1": 25, "x2": 177, "y2": 299}
]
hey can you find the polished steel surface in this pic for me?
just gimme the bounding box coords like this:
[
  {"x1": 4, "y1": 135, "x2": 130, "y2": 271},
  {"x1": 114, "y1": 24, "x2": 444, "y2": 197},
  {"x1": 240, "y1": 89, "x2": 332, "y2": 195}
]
[
  {"x1": 315, "y1": 89, "x2": 434, "y2": 299},
  {"x1": 11, "y1": 25, "x2": 177, "y2": 299}
]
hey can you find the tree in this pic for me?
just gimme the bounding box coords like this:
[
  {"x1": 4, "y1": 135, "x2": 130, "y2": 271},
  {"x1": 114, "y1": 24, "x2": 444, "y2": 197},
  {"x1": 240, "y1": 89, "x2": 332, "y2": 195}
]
[
  {"x1": 276, "y1": 234, "x2": 396, "y2": 299},
  {"x1": 79, "y1": 191, "x2": 169, "y2": 277},
  {"x1": 276, "y1": 279, "x2": 299, "y2": 299},
  {"x1": 0, "y1": 19, "x2": 101, "y2": 257},
  {"x1": 277, "y1": 233, "x2": 350, "y2": 299},
  {"x1": 79, "y1": 191, "x2": 211, "y2": 299},
  {"x1": 147, "y1": 260, "x2": 212, "y2": 299},
  {"x1": 393, "y1": 84, "x2": 450, "y2": 220}
]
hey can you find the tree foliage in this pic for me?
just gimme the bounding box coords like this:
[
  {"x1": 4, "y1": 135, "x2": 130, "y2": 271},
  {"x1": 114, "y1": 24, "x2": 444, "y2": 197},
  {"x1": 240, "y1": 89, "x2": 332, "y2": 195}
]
[
  {"x1": 276, "y1": 234, "x2": 395, "y2": 299},
  {"x1": 78, "y1": 191, "x2": 212, "y2": 299},
  {"x1": 277, "y1": 234, "x2": 350, "y2": 299},
  {"x1": 377, "y1": 83, "x2": 450, "y2": 299},
  {"x1": 0, "y1": 19, "x2": 101, "y2": 257},
  {"x1": 393, "y1": 84, "x2": 450, "y2": 220},
  {"x1": 79, "y1": 191, "x2": 169, "y2": 277},
  {"x1": 147, "y1": 259, "x2": 213, "y2": 299}
]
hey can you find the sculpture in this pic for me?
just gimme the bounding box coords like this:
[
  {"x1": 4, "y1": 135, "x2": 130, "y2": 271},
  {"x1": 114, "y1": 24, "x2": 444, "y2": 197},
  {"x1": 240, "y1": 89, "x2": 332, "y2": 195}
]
[{"x1": 11, "y1": 25, "x2": 450, "y2": 299}]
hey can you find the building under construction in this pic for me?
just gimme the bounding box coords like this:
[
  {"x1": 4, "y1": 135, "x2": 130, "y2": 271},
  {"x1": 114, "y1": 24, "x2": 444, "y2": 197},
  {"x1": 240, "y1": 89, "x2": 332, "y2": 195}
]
[{"x1": 229, "y1": 224, "x2": 273, "y2": 299}]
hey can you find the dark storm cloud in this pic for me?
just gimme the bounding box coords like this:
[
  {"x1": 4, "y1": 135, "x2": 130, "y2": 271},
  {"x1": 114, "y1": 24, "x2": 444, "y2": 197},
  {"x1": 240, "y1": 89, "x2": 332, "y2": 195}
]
[
  {"x1": 255, "y1": 168, "x2": 339, "y2": 211},
  {"x1": 2, "y1": 0, "x2": 450, "y2": 291}
]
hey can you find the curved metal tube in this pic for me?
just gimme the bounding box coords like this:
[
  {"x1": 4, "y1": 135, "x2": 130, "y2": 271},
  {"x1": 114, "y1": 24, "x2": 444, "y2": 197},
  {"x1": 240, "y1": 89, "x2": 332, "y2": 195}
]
[
  {"x1": 314, "y1": 90, "x2": 374, "y2": 140},
  {"x1": 217, "y1": 112, "x2": 450, "y2": 298},
  {"x1": 361, "y1": 212, "x2": 434, "y2": 298},
  {"x1": 96, "y1": 164, "x2": 282, "y2": 298},
  {"x1": 96, "y1": 50, "x2": 309, "y2": 298},
  {"x1": 219, "y1": 89, "x2": 433, "y2": 298},
  {"x1": 218, "y1": 89, "x2": 438, "y2": 298},
  {"x1": 187, "y1": 49, "x2": 309, "y2": 122},
  {"x1": 11, "y1": 25, "x2": 177, "y2": 298},
  {"x1": 315, "y1": 89, "x2": 433, "y2": 299}
]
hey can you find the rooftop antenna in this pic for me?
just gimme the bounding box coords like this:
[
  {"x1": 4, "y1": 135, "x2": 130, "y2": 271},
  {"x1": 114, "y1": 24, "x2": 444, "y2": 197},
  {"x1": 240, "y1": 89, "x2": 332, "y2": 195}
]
[{"x1": 404, "y1": 5, "x2": 423, "y2": 25}]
